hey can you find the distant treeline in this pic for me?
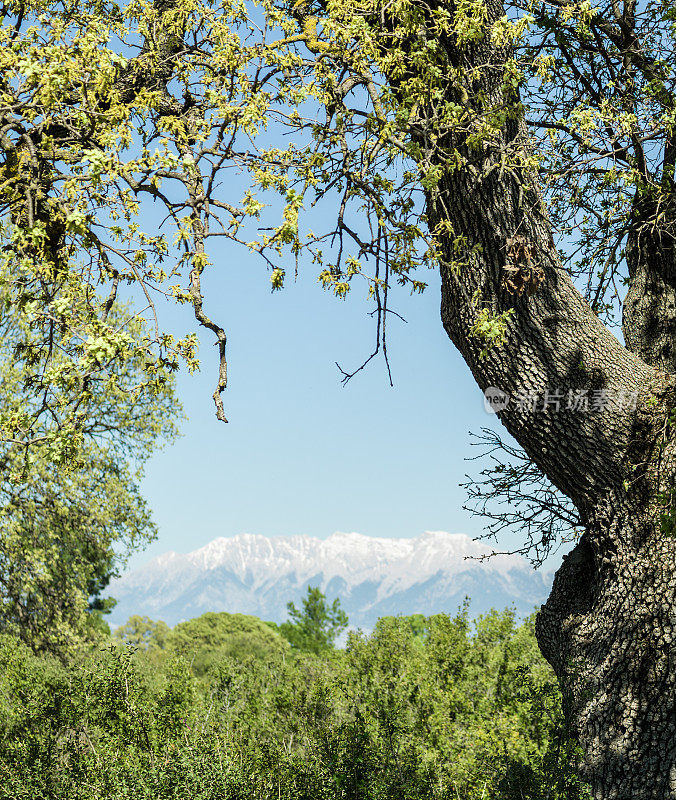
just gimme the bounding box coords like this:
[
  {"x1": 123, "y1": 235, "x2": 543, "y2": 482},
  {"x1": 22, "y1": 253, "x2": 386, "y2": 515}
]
[{"x1": 0, "y1": 589, "x2": 591, "y2": 799}]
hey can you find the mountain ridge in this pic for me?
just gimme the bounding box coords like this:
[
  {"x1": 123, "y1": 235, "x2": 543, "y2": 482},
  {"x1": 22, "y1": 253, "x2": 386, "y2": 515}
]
[{"x1": 108, "y1": 531, "x2": 554, "y2": 629}]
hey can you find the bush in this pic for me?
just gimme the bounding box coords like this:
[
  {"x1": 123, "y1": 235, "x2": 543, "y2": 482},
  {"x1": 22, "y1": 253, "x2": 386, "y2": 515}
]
[{"x1": 0, "y1": 608, "x2": 590, "y2": 799}]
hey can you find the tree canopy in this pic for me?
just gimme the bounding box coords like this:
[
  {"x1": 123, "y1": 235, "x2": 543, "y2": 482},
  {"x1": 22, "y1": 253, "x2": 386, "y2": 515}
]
[
  {"x1": 6, "y1": 0, "x2": 652, "y2": 442},
  {"x1": 0, "y1": 301, "x2": 180, "y2": 655},
  {"x1": 166, "y1": 610, "x2": 290, "y2": 675},
  {"x1": 277, "y1": 585, "x2": 349, "y2": 653},
  {"x1": 114, "y1": 614, "x2": 172, "y2": 651}
]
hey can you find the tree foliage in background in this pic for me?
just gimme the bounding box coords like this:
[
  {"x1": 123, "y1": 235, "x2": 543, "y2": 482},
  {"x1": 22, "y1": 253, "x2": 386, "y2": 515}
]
[
  {"x1": 276, "y1": 585, "x2": 349, "y2": 653},
  {"x1": 0, "y1": 444, "x2": 150, "y2": 654},
  {"x1": 165, "y1": 610, "x2": 290, "y2": 676},
  {"x1": 113, "y1": 614, "x2": 171, "y2": 651}
]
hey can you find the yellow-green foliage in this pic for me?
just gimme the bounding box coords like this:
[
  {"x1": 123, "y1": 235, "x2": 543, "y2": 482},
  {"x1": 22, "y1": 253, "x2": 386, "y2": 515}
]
[
  {"x1": 1, "y1": 0, "x2": 675, "y2": 449},
  {"x1": 0, "y1": 304, "x2": 180, "y2": 657},
  {"x1": 0, "y1": 0, "x2": 538, "y2": 453}
]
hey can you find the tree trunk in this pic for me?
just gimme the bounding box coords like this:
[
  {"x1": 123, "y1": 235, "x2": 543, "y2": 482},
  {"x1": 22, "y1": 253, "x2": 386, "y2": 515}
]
[
  {"x1": 623, "y1": 198, "x2": 676, "y2": 375},
  {"x1": 536, "y1": 469, "x2": 676, "y2": 798},
  {"x1": 403, "y1": 0, "x2": 676, "y2": 795}
]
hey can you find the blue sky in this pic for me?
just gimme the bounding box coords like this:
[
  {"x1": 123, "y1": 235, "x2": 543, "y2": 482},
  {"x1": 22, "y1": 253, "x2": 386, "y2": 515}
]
[
  {"x1": 124, "y1": 231, "x2": 572, "y2": 573},
  {"x1": 113, "y1": 92, "x2": 581, "y2": 576}
]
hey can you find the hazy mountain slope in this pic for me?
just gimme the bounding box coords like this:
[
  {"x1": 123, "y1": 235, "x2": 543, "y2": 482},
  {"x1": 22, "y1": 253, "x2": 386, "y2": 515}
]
[{"x1": 107, "y1": 531, "x2": 553, "y2": 629}]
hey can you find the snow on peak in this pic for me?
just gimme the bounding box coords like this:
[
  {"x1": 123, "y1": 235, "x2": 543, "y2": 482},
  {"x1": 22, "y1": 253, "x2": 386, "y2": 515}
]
[
  {"x1": 108, "y1": 530, "x2": 552, "y2": 628},
  {"x1": 121, "y1": 530, "x2": 525, "y2": 593}
]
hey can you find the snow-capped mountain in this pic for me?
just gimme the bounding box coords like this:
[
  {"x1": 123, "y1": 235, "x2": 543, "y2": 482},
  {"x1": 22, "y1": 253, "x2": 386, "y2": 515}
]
[{"x1": 107, "y1": 531, "x2": 554, "y2": 629}]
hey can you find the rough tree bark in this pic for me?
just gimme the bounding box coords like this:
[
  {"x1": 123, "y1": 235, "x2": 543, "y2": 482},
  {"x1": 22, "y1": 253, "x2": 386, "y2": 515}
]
[{"x1": 407, "y1": 0, "x2": 676, "y2": 796}]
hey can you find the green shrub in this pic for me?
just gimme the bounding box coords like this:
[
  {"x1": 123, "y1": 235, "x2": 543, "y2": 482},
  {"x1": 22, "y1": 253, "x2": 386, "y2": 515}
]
[{"x1": 0, "y1": 608, "x2": 590, "y2": 799}]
